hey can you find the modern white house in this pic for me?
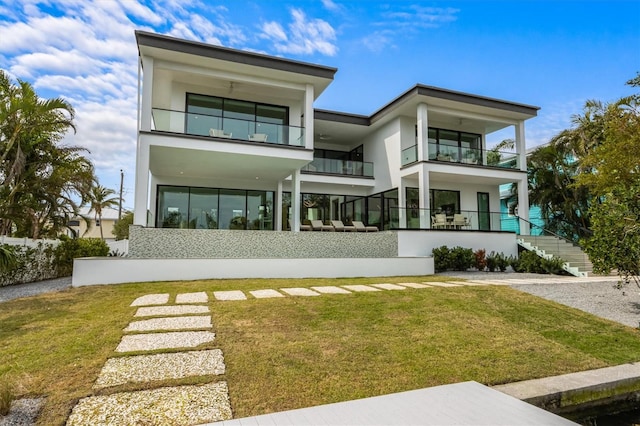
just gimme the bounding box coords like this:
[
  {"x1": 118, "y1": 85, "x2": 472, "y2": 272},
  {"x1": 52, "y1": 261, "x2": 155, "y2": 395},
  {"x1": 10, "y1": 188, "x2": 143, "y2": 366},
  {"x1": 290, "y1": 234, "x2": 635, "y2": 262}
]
[{"x1": 71, "y1": 31, "x2": 540, "y2": 286}]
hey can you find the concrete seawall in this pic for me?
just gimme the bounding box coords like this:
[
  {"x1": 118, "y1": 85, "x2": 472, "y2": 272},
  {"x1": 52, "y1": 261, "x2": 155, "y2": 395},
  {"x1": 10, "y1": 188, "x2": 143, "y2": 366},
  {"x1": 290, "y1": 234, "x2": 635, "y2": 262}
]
[{"x1": 494, "y1": 362, "x2": 640, "y2": 421}]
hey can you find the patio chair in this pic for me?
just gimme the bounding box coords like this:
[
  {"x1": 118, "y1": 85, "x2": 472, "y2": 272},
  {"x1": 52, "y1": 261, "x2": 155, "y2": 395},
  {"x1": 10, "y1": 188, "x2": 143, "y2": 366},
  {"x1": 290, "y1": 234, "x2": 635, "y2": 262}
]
[
  {"x1": 331, "y1": 220, "x2": 356, "y2": 232},
  {"x1": 352, "y1": 220, "x2": 378, "y2": 232},
  {"x1": 452, "y1": 214, "x2": 469, "y2": 229},
  {"x1": 432, "y1": 214, "x2": 448, "y2": 229},
  {"x1": 310, "y1": 220, "x2": 334, "y2": 232},
  {"x1": 209, "y1": 128, "x2": 232, "y2": 138},
  {"x1": 249, "y1": 133, "x2": 268, "y2": 142}
]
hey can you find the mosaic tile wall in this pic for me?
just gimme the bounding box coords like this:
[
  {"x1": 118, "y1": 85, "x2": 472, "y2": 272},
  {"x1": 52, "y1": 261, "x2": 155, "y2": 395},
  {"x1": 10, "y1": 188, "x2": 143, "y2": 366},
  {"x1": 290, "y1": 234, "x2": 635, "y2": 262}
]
[{"x1": 128, "y1": 227, "x2": 399, "y2": 259}]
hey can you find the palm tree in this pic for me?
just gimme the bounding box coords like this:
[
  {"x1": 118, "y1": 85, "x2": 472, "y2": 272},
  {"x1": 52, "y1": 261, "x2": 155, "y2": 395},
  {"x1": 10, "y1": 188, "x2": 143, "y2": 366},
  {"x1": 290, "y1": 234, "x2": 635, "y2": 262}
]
[{"x1": 87, "y1": 184, "x2": 119, "y2": 239}]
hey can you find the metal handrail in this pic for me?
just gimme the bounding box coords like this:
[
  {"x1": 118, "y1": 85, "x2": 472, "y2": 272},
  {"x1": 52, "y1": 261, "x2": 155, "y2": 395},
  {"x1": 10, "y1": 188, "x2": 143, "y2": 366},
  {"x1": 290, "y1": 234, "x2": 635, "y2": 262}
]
[{"x1": 517, "y1": 216, "x2": 586, "y2": 249}]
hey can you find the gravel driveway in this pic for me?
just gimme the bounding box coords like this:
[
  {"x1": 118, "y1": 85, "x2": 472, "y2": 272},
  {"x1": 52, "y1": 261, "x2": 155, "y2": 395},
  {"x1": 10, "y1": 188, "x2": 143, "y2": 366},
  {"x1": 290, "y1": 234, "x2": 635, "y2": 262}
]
[{"x1": 439, "y1": 271, "x2": 639, "y2": 328}]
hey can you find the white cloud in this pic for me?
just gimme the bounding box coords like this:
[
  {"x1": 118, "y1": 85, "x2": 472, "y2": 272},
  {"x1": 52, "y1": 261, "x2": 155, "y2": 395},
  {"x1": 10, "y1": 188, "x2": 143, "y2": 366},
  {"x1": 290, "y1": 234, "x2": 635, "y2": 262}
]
[
  {"x1": 360, "y1": 30, "x2": 395, "y2": 54},
  {"x1": 383, "y1": 5, "x2": 459, "y2": 29},
  {"x1": 321, "y1": 0, "x2": 341, "y2": 12},
  {"x1": 261, "y1": 8, "x2": 338, "y2": 56}
]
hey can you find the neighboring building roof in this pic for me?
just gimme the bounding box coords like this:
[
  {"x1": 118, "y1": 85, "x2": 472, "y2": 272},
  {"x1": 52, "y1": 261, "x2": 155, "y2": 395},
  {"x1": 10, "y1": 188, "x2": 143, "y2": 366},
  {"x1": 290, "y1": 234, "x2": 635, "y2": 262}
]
[{"x1": 76, "y1": 207, "x2": 123, "y2": 221}]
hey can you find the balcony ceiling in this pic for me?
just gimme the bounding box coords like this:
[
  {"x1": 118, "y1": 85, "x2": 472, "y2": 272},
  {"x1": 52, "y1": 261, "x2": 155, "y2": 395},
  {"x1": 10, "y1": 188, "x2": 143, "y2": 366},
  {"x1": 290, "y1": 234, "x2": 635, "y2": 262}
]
[{"x1": 149, "y1": 144, "x2": 312, "y2": 182}]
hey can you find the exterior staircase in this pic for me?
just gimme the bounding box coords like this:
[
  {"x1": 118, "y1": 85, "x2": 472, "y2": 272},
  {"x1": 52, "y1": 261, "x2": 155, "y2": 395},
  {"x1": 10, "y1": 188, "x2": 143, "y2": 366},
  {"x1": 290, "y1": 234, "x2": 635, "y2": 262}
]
[{"x1": 517, "y1": 235, "x2": 593, "y2": 277}]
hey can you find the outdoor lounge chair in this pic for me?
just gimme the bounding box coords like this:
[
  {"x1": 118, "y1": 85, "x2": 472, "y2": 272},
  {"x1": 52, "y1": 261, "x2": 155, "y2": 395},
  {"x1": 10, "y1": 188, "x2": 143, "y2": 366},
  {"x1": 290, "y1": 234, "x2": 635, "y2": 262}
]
[
  {"x1": 310, "y1": 220, "x2": 334, "y2": 232},
  {"x1": 209, "y1": 128, "x2": 232, "y2": 138},
  {"x1": 352, "y1": 220, "x2": 378, "y2": 232},
  {"x1": 289, "y1": 219, "x2": 311, "y2": 231},
  {"x1": 248, "y1": 133, "x2": 268, "y2": 142},
  {"x1": 331, "y1": 220, "x2": 356, "y2": 232}
]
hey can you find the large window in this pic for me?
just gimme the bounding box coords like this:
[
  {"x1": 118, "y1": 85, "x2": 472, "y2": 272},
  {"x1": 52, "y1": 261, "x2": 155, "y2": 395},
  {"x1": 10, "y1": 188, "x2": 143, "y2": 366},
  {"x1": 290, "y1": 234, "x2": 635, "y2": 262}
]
[
  {"x1": 428, "y1": 127, "x2": 482, "y2": 164},
  {"x1": 430, "y1": 189, "x2": 461, "y2": 216},
  {"x1": 156, "y1": 186, "x2": 274, "y2": 230},
  {"x1": 186, "y1": 94, "x2": 288, "y2": 143}
]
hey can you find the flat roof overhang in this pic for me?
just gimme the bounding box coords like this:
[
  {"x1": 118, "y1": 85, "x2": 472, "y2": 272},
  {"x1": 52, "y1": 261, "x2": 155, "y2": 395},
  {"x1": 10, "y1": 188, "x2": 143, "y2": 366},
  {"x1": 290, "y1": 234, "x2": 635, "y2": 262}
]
[
  {"x1": 142, "y1": 132, "x2": 313, "y2": 182},
  {"x1": 136, "y1": 31, "x2": 337, "y2": 97},
  {"x1": 313, "y1": 85, "x2": 541, "y2": 146}
]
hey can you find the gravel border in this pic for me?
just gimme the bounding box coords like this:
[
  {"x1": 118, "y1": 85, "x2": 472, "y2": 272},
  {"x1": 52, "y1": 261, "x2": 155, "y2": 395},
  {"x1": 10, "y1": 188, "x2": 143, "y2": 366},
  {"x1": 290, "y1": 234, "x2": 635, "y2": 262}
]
[{"x1": 0, "y1": 398, "x2": 45, "y2": 426}]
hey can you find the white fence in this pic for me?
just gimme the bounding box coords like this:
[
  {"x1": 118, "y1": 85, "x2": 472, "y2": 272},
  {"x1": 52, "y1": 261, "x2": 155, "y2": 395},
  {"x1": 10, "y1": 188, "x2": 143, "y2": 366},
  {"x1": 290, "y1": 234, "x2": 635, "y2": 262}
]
[{"x1": 0, "y1": 236, "x2": 129, "y2": 254}]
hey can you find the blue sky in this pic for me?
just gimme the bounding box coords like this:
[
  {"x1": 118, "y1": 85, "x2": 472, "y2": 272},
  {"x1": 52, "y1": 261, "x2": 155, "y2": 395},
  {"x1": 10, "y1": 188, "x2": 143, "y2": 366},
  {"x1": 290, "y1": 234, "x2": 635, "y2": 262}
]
[{"x1": 0, "y1": 0, "x2": 638, "y2": 209}]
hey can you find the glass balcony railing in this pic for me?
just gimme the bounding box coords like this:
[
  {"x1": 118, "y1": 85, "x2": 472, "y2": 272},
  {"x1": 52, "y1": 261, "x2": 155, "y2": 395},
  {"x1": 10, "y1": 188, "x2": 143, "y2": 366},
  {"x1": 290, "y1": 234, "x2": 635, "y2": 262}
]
[
  {"x1": 301, "y1": 158, "x2": 374, "y2": 177},
  {"x1": 428, "y1": 144, "x2": 520, "y2": 169},
  {"x1": 151, "y1": 108, "x2": 305, "y2": 147},
  {"x1": 388, "y1": 207, "x2": 510, "y2": 231},
  {"x1": 401, "y1": 145, "x2": 418, "y2": 166}
]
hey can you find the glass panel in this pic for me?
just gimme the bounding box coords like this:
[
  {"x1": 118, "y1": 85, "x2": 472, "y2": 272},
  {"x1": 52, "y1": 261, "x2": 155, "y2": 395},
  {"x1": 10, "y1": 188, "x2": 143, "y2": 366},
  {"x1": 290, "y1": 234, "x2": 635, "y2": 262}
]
[
  {"x1": 437, "y1": 130, "x2": 459, "y2": 161},
  {"x1": 282, "y1": 192, "x2": 291, "y2": 230},
  {"x1": 224, "y1": 99, "x2": 255, "y2": 138},
  {"x1": 302, "y1": 194, "x2": 328, "y2": 222},
  {"x1": 461, "y1": 133, "x2": 481, "y2": 164},
  {"x1": 406, "y1": 187, "x2": 421, "y2": 229},
  {"x1": 383, "y1": 189, "x2": 398, "y2": 230},
  {"x1": 157, "y1": 186, "x2": 189, "y2": 228},
  {"x1": 430, "y1": 190, "x2": 460, "y2": 217},
  {"x1": 256, "y1": 105, "x2": 286, "y2": 124},
  {"x1": 247, "y1": 191, "x2": 274, "y2": 230},
  {"x1": 367, "y1": 194, "x2": 382, "y2": 229},
  {"x1": 428, "y1": 128, "x2": 438, "y2": 160},
  {"x1": 478, "y1": 192, "x2": 490, "y2": 231},
  {"x1": 189, "y1": 188, "x2": 218, "y2": 229},
  {"x1": 186, "y1": 95, "x2": 223, "y2": 136},
  {"x1": 219, "y1": 189, "x2": 246, "y2": 230}
]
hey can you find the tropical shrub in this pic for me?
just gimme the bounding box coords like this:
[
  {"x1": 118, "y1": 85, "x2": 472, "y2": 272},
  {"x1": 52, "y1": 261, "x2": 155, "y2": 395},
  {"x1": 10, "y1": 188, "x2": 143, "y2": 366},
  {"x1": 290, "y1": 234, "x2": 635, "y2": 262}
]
[
  {"x1": 474, "y1": 249, "x2": 487, "y2": 271},
  {"x1": 450, "y1": 246, "x2": 474, "y2": 271},
  {"x1": 54, "y1": 237, "x2": 109, "y2": 276},
  {"x1": 432, "y1": 245, "x2": 451, "y2": 272}
]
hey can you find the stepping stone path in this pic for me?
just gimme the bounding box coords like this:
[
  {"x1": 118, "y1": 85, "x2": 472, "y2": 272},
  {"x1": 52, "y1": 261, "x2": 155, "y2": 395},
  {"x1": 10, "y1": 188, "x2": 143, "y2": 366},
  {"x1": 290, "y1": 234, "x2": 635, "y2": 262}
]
[
  {"x1": 69, "y1": 277, "x2": 593, "y2": 424},
  {"x1": 67, "y1": 292, "x2": 232, "y2": 426}
]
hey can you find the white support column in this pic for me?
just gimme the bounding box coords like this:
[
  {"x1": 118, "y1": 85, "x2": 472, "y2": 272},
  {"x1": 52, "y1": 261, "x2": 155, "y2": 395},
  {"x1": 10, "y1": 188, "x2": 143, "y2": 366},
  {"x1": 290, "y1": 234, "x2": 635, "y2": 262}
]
[
  {"x1": 133, "y1": 138, "x2": 150, "y2": 226},
  {"x1": 275, "y1": 180, "x2": 283, "y2": 231},
  {"x1": 418, "y1": 165, "x2": 430, "y2": 228},
  {"x1": 140, "y1": 56, "x2": 154, "y2": 132},
  {"x1": 291, "y1": 170, "x2": 301, "y2": 232},
  {"x1": 304, "y1": 84, "x2": 314, "y2": 150},
  {"x1": 517, "y1": 178, "x2": 530, "y2": 235},
  {"x1": 515, "y1": 121, "x2": 526, "y2": 172},
  {"x1": 398, "y1": 178, "x2": 407, "y2": 229},
  {"x1": 416, "y1": 103, "x2": 429, "y2": 162}
]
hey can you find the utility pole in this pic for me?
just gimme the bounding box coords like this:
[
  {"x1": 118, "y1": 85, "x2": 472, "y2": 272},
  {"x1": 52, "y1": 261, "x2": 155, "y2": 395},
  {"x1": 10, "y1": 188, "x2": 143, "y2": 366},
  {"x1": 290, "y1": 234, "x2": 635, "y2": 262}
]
[{"x1": 118, "y1": 169, "x2": 124, "y2": 220}]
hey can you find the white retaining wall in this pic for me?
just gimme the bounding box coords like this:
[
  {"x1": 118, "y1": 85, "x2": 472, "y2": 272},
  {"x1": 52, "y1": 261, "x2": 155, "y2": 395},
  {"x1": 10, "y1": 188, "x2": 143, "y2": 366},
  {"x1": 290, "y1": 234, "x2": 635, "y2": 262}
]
[
  {"x1": 72, "y1": 256, "x2": 434, "y2": 286},
  {"x1": 397, "y1": 231, "x2": 518, "y2": 258}
]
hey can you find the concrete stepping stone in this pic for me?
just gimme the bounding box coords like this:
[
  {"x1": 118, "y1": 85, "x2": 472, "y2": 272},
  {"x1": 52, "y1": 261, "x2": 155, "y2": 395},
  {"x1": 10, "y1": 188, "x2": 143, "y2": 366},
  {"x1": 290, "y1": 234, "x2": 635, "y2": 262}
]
[
  {"x1": 176, "y1": 291, "x2": 208, "y2": 304},
  {"x1": 398, "y1": 282, "x2": 431, "y2": 288},
  {"x1": 280, "y1": 287, "x2": 320, "y2": 296},
  {"x1": 94, "y1": 349, "x2": 225, "y2": 389},
  {"x1": 124, "y1": 316, "x2": 212, "y2": 332},
  {"x1": 342, "y1": 285, "x2": 381, "y2": 292},
  {"x1": 67, "y1": 382, "x2": 232, "y2": 426},
  {"x1": 214, "y1": 290, "x2": 247, "y2": 301},
  {"x1": 134, "y1": 305, "x2": 209, "y2": 317},
  {"x1": 115, "y1": 331, "x2": 216, "y2": 352},
  {"x1": 371, "y1": 283, "x2": 406, "y2": 290},
  {"x1": 130, "y1": 294, "x2": 170, "y2": 307},
  {"x1": 474, "y1": 280, "x2": 512, "y2": 286},
  {"x1": 450, "y1": 281, "x2": 487, "y2": 286},
  {"x1": 250, "y1": 289, "x2": 285, "y2": 298},
  {"x1": 425, "y1": 282, "x2": 462, "y2": 287},
  {"x1": 311, "y1": 286, "x2": 352, "y2": 294}
]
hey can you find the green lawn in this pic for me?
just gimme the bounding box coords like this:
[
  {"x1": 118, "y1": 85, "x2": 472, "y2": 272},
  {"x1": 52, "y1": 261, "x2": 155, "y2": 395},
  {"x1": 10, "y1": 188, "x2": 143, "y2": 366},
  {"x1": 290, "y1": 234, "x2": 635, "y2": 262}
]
[{"x1": 1, "y1": 276, "x2": 640, "y2": 425}]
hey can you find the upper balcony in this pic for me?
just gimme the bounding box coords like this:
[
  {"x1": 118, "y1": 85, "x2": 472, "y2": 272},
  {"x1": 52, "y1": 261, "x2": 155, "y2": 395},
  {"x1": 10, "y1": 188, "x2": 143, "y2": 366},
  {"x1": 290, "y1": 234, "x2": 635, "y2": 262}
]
[
  {"x1": 151, "y1": 108, "x2": 305, "y2": 147},
  {"x1": 402, "y1": 144, "x2": 520, "y2": 169},
  {"x1": 301, "y1": 157, "x2": 374, "y2": 177}
]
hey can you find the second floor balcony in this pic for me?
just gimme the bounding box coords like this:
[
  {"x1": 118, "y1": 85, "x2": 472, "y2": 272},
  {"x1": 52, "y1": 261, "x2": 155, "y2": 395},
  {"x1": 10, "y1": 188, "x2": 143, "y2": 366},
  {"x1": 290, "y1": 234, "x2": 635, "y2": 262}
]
[
  {"x1": 151, "y1": 108, "x2": 305, "y2": 147},
  {"x1": 301, "y1": 157, "x2": 374, "y2": 178},
  {"x1": 402, "y1": 144, "x2": 520, "y2": 169}
]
